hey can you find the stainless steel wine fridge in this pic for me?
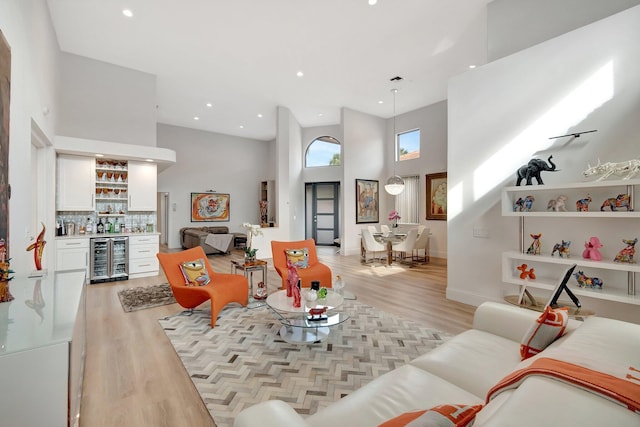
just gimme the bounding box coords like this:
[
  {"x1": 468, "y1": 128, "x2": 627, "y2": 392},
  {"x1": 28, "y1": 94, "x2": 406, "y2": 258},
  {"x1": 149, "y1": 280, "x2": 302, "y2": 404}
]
[{"x1": 90, "y1": 237, "x2": 129, "y2": 283}]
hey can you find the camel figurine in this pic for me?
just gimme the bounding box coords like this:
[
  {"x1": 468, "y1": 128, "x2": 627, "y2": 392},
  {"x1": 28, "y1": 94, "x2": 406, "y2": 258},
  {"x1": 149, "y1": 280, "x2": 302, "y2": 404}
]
[{"x1": 582, "y1": 236, "x2": 603, "y2": 261}]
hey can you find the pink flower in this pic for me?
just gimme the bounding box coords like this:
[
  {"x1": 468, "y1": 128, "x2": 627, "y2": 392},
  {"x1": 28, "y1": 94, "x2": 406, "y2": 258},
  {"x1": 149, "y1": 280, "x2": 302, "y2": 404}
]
[{"x1": 388, "y1": 211, "x2": 401, "y2": 221}]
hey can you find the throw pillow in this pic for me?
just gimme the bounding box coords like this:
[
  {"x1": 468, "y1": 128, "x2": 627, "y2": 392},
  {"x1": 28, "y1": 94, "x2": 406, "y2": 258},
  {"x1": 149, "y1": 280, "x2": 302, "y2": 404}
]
[
  {"x1": 379, "y1": 404, "x2": 482, "y2": 427},
  {"x1": 179, "y1": 258, "x2": 211, "y2": 286},
  {"x1": 520, "y1": 305, "x2": 568, "y2": 360},
  {"x1": 285, "y1": 248, "x2": 309, "y2": 269}
]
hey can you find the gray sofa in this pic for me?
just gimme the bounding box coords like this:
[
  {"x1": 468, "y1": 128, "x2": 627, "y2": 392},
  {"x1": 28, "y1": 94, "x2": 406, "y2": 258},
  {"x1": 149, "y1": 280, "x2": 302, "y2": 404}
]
[{"x1": 179, "y1": 226, "x2": 239, "y2": 255}]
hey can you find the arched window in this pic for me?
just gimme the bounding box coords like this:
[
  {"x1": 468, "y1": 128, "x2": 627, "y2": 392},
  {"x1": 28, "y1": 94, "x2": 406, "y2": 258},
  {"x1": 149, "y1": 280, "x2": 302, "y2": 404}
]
[{"x1": 305, "y1": 136, "x2": 341, "y2": 167}]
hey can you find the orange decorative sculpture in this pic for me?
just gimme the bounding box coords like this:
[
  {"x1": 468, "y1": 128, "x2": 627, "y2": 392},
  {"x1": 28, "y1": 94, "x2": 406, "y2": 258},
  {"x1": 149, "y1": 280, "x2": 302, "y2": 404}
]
[{"x1": 26, "y1": 222, "x2": 46, "y2": 270}]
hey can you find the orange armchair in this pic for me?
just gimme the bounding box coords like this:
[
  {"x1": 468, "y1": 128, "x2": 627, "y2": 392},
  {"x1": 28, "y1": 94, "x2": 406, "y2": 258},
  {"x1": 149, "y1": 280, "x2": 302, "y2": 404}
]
[
  {"x1": 157, "y1": 246, "x2": 248, "y2": 327},
  {"x1": 271, "y1": 239, "x2": 332, "y2": 289}
]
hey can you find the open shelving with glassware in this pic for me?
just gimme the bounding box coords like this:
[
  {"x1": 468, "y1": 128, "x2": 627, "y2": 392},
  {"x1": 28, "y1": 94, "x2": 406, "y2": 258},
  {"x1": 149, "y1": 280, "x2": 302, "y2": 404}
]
[
  {"x1": 501, "y1": 179, "x2": 640, "y2": 307},
  {"x1": 95, "y1": 159, "x2": 128, "y2": 217}
]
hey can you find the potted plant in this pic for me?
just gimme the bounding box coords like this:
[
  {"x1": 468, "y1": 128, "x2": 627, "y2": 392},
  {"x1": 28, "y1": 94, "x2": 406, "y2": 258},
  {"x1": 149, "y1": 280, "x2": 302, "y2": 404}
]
[{"x1": 242, "y1": 222, "x2": 263, "y2": 262}]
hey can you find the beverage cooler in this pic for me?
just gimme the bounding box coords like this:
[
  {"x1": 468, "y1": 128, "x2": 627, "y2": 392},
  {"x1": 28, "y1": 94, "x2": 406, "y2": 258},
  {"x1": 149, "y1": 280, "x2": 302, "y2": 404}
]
[{"x1": 90, "y1": 237, "x2": 129, "y2": 283}]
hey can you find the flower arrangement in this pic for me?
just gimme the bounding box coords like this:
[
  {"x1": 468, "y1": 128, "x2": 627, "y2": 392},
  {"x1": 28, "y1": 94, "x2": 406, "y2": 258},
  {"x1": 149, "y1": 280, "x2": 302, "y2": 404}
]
[
  {"x1": 388, "y1": 210, "x2": 401, "y2": 227},
  {"x1": 242, "y1": 222, "x2": 263, "y2": 259}
]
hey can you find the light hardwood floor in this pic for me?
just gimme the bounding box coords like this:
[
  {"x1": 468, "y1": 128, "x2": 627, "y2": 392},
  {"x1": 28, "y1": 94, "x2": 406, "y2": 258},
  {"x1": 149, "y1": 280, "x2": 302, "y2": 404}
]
[{"x1": 79, "y1": 246, "x2": 475, "y2": 427}]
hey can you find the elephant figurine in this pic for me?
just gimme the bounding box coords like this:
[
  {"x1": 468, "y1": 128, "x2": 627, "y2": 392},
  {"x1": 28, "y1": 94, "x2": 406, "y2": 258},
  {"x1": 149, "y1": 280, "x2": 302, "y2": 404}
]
[{"x1": 515, "y1": 155, "x2": 558, "y2": 186}]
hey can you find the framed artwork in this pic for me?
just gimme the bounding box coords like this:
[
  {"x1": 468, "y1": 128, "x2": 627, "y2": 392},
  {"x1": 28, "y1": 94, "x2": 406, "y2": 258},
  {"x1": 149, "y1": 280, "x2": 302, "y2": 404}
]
[
  {"x1": 191, "y1": 192, "x2": 230, "y2": 222},
  {"x1": 0, "y1": 30, "x2": 11, "y2": 252},
  {"x1": 356, "y1": 179, "x2": 379, "y2": 223},
  {"x1": 426, "y1": 172, "x2": 447, "y2": 220}
]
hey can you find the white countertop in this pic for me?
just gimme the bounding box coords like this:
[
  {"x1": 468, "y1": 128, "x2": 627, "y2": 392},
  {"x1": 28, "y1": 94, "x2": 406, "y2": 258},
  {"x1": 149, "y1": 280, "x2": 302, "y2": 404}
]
[
  {"x1": 55, "y1": 232, "x2": 160, "y2": 240},
  {"x1": 0, "y1": 269, "x2": 86, "y2": 355}
]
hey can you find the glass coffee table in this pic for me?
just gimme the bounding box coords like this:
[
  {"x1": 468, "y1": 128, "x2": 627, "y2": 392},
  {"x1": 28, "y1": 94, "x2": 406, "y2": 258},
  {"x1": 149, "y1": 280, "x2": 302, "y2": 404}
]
[{"x1": 266, "y1": 289, "x2": 350, "y2": 344}]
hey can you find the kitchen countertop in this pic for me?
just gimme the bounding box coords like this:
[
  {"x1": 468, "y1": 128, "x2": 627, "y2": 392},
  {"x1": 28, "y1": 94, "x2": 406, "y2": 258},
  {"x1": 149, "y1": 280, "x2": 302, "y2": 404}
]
[{"x1": 55, "y1": 232, "x2": 160, "y2": 240}]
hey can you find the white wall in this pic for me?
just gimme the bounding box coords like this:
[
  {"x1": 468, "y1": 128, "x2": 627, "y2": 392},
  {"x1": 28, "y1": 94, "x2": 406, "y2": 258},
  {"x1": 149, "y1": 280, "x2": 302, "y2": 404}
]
[
  {"x1": 0, "y1": 0, "x2": 59, "y2": 277},
  {"x1": 448, "y1": 6, "x2": 640, "y2": 322},
  {"x1": 488, "y1": 0, "x2": 640, "y2": 60},
  {"x1": 156, "y1": 123, "x2": 270, "y2": 249},
  {"x1": 58, "y1": 52, "x2": 157, "y2": 146}
]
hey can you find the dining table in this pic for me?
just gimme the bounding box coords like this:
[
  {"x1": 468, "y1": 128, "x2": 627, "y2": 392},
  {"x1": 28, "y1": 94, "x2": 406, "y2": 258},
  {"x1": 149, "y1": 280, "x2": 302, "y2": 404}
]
[{"x1": 374, "y1": 232, "x2": 407, "y2": 266}]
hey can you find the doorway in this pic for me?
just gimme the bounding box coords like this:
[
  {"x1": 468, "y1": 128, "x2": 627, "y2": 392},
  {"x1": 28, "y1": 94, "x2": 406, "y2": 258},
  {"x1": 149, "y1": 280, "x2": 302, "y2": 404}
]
[{"x1": 305, "y1": 182, "x2": 339, "y2": 246}]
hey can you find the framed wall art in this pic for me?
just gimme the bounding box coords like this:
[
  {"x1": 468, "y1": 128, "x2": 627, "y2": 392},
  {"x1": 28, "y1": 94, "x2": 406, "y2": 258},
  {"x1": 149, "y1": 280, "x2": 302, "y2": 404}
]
[
  {"x1": 191, "y1": 192, "x2": 230, "y2": 222},
  {"x1": 426, "y1": 172, "x2": 447, "y2": 220},
  {"x1": 355, "y1": 179, "x2": 379, "y2": 223}
]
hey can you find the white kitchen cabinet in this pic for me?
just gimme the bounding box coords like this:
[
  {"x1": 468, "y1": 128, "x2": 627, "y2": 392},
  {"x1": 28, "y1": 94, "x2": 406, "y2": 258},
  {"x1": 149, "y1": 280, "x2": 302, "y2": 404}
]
[
  {"x1": 128, "y1": 161, "x2": 157, "y2": 211},
  {"x1": 501, "y1": 179, "x2": 640, "y2": 306},
  {"x1": 56, "y1": 154, "x2": 96, "y2": 211},
  {"x1": 55, "y1": 238, "x2": 89, "y2": 276},
  {"x1": 129, "y1": 234, "x2": 159, "y2": 278}
]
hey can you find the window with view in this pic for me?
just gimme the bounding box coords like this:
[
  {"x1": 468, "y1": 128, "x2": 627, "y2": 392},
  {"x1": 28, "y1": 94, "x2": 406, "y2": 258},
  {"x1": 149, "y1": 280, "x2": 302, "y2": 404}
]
[
  {"x1": 397, "y1": 129, "x2": 420, "y2": 161},
  {"x1": 305, "y1": 136, "x2": 341, "y2": 167}
]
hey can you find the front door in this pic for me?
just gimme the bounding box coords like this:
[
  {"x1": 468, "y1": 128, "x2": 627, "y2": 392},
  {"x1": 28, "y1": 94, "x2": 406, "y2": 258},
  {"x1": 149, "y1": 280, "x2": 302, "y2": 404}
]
[{"x1": 305, "y1": 182, "x2": 339, "y2": 246}]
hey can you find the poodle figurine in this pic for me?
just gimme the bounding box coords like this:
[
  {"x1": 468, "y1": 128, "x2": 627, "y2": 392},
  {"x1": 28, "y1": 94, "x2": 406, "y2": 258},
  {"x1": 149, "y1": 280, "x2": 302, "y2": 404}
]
[
  {"x1": 614, "y1": 238, "x2": 637, "y2": 263},
  {"x1": 582, "y1": 236, "x2": 603, "y2": 261},
  {"x1": 516, "y1": 263, "x2": 536, "y2": 280}
]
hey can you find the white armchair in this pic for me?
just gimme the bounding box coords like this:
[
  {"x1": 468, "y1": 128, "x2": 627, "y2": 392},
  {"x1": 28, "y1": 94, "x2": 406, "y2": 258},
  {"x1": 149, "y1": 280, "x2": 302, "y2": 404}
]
[
  {"x1": 391, "y1": 228, "x2": 419, "y2": 266},
  {"x1": 412, "y1": 227, "x2": 430, "y2": 264},
  {"x1": 361, "y1": 228, "x2": 386, "y2": 266},
  {"x1": 380, "y1": 224, "x2": 391, "y2": 235}
]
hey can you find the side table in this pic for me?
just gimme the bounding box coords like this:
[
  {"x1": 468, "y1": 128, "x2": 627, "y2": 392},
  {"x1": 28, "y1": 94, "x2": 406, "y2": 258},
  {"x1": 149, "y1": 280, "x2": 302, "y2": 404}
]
[{"x1": 231, "y1": 259, "x2": 268, "y2": 309}]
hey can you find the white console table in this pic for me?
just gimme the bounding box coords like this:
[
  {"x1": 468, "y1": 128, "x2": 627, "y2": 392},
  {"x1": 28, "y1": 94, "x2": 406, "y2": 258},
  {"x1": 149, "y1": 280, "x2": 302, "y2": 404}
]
[{"x1": 0, "y1": 269, "x2": 87, "y2": 427}]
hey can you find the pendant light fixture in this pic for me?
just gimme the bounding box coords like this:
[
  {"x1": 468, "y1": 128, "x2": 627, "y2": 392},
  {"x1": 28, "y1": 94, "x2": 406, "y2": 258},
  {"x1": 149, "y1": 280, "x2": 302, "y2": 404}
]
[{"x1": 385, "y1": 88, "x2": 405, "y2": 195}]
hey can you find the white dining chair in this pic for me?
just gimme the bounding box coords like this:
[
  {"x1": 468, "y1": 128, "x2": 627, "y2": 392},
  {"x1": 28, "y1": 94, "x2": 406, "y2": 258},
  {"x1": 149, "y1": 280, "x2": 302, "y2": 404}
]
[
  {"x1": 417, "y1": 225, "x2": 426, "y2": 236},
  {"x1": 361, "y1": 228, "x2": 386, "y2": 266},
  {"x1": 412, "y1": 227, "x2": 430, "y2": 264},
  {"x1": 367, "y1": 225, "x2": 378, "y2": 235},
  {"x1": 380, "y1": 224, "x2": 391, "y2": 235},
  {"x1": 391, "y1": 228, "x2": 419, "y2": 266}
]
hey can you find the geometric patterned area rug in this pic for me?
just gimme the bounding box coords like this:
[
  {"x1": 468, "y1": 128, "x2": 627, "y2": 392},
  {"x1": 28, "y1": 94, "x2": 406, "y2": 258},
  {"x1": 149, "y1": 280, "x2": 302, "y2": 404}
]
[
  {"x1": 159, "y1": 300, "x2": 454, "y2": 427},
  {"x1": 117, "y1": 283, "x2": 176, "y2": 312}
]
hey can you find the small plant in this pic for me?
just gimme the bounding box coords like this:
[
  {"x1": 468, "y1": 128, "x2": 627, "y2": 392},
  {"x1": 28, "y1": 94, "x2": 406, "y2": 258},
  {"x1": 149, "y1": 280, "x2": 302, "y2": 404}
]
[
  {"x1": 388, "y1": 211, "x2": 401, "y2": 227},
  {"x1": 242, "y1": 222, "x2": 263, "y2": 258}
]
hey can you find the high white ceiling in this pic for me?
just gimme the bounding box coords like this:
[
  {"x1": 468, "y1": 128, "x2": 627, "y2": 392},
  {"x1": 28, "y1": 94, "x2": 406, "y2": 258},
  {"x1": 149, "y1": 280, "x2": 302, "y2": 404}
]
[{"x1": 47, "y1": 0, "x2": 490, "y2": 141}]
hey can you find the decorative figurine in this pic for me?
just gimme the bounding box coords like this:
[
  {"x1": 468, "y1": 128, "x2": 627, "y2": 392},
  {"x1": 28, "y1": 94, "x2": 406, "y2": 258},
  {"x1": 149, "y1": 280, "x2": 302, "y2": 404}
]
[
  {"x1": 307, "y1": 306, "x2": 328, "y2": 321},
  {"x1": 583, "y1": 158, "x2": 640, "y2": 181},
  {"x1": 516, "y1": 263, "x2": 536, "y2": 280},
  {"x1": 523, "y1": 195, "x2": 535, "y2": 212},
  {"x1": 513, "y1": 197, "x2": 524, "y2": 212},
  {"x1": 551, "y1": 240, "x2": 571, "y2": 258},
  {"x1": 573, "y1": 271, "x2": 603, "y2": 289},
  {"x1": 286, "y1": 258, "x2": 299, "y2": 297},
  {"x1": 292, "y1": 279, "x2": 302, "y2": 308},
  {"x1": 600, "y1": 194, "x2": 631, "y2": 211},
  {"x1": 526, "y1": 233, "x2": 542, "y2": 255},
  {"x1": 614, "y1": 238, "x2": 637, "y2": 264},
  {"x1": 254, "y1": 281, "x2": 268, "y2": 300},
  {"x1": 547, "y1": 195, "x2": 567, "y2": 212},
  {"x1": 515, "y1": 155, "x2": 558, "y2": 186},
  {"x1": 583, "y1": 236, "x2": 603, "y2": 261},
  {"x1": 26, "y1": 222, "x2": 46, "y2": 271},
  {"x1": 575, "y1": 195, "x2": 592, "y2": 212}
]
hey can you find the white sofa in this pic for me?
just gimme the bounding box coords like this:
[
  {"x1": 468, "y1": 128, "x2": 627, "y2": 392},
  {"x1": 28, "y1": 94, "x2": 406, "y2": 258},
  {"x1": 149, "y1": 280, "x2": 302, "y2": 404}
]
[{"x1": 234, "y1": 302, "x2": 640, "y2": 427}]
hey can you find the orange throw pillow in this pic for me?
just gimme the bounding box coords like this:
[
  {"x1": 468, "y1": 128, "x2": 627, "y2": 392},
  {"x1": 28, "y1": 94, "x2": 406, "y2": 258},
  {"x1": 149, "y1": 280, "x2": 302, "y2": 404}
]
[
  {"x1": 379, "y1": 403, "x2": 482, "y2": 427},
  {"x1": 520, "y1": 305, "x2": 568, "y2": 360}
]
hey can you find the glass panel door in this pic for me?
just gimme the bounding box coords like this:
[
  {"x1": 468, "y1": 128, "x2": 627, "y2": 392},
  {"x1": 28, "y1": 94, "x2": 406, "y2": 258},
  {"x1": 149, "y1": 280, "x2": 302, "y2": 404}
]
[{"x1": 305, "y1": 182, "x2": 339, "y2": 246}]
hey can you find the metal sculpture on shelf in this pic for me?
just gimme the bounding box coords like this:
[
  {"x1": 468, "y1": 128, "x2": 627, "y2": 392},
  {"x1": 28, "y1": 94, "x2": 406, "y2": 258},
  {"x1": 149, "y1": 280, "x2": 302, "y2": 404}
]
[
  {"x1": 515, "y1": 155, "x2": 557, "y2": 186},
  {"x1": 583, "y1": 158, "x2": 640, "y2": 181}
]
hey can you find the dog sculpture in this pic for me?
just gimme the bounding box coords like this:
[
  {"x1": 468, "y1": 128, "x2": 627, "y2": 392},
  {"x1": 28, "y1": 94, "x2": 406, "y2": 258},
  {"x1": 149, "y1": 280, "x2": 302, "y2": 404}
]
[
  {"x1": 573, "y1": 271, "x2": 603, "y2": 289},
  {"x1": 526, "y1": 234, "x2": 542, "y2": 255},
  {"x1": 516, "y1": 263, "x2": 536, "y2": 280},
  {"x1": 614, "y1": 238, "x2": 637, "y2": 263},
  {"x1": 582, "y1": 236, "x2": 603, "y2": 261},
  {"x1": 601, "y1": 194, "x2": 631, "y2": 211},
  {"x1": 551, "y1": 240, "x2": 571, "y2": 258},
  {"x1": 547, "y1": 195, "x2": 568, "y2": 212}
]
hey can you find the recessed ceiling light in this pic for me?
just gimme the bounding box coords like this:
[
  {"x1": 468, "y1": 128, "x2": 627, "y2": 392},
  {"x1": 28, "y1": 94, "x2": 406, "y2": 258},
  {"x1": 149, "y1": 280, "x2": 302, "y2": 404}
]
[
  {"x1": 193, "y1": 116, "x2": 199, "y2": 120},
  {"x1": 318, "y1": 113, "x2": 324, "y2": 117},
  {"x1": 206, "y1": 103, "x2": 213, "y2": 108},
  {"x1": 469, "y1": 65, "x2": 476, "y2": 69},
  {"x1": 296, "y1": 71, "x2": 304, "y2": 77},
  {"x1": 145, "y1": 159, "x2": 154, "y2": 162},
  {"x1": 368, "y1": 0, "x2": 378, "y2": 5},
  {"x1": 378, "y1": 100, "x2": 384, "y2": 104},
  {"x1": 95, "y1": 154, "x2": 104, "y2": 157},
  {"x1": 257, "y1": 114, "x2": 263, "y2": 118},
  {"x1": 122, "y1": 9, "x2": 133, "y2": 18}
]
